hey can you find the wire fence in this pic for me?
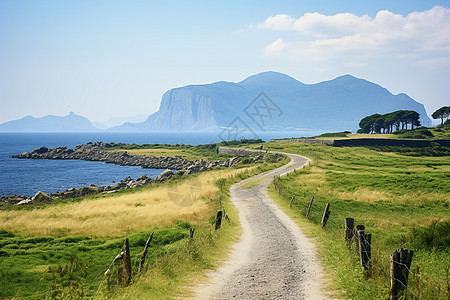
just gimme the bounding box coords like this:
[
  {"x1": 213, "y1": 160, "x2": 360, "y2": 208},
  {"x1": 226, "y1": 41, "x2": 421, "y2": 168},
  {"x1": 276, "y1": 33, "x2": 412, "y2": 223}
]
[{"x1": 273, "y1": 174, "x2": 448, "y2": 300}]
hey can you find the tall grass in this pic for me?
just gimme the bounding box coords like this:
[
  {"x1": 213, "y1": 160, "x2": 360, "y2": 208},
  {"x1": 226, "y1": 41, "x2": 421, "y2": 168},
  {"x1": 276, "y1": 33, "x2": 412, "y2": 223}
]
[
  {"x1": 0, "y1": 168, "x2": 254, "y2": 237},
  {"x1": 263, "y1": 141, "x2": 449, "y2": 299}
]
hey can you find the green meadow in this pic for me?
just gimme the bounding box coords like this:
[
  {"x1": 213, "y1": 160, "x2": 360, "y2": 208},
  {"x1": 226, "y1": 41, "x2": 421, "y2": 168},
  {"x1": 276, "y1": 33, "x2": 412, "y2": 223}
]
[{"x1": 251, "y1": 141, "x2": 449, "y2": 299}]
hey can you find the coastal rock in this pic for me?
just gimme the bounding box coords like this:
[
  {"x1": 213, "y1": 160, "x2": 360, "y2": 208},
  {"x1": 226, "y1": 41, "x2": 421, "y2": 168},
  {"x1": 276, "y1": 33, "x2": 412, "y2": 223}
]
[
  {"x1": 157, "y1": 169, "x2": 174, "y2": 181},
  {"x1": 31, "y1": 191, "x2": 51, "y2": 203},
  {"x1": 16, "y1": 199, "x2": 33, "y2": 205},
  {"x1": 0, "y1": 195, "x2": 28, "y2": 205},
  {"x1": 32, "y1": 147, "x2": 49, "y2": 154}
]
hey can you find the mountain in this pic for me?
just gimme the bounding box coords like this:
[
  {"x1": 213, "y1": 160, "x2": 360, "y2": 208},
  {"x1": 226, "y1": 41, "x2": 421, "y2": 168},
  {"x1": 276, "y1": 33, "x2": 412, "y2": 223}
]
[
  {"x1": 0, "y1": 112, "x2": 99, "y2": 132},
  {"x1": 92, "y1": 114, "x2": 148, "y2": 130},
  {"x1": 111, "y1": 71, "x2": 431, "y2": 133}
]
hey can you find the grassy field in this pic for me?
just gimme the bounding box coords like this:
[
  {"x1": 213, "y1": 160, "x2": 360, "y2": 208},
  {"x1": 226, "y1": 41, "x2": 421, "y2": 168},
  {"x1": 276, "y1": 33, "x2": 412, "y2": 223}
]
[
  {"x1": 247, "y1": 141, "x2": 449, "y2": 299},
  {"x1": 0, "y1": 149, "x2": 287, "y2": 299}
]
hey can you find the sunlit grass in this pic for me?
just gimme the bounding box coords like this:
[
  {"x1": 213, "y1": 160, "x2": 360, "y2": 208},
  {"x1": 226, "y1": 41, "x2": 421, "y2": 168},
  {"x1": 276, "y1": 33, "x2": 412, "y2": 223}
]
[
  {"x1": 261, "y1": 141, "x2": 449, "y2": 299},
  {"x1": 0, "y1": 168, "x2": 254, "y2": 237}
]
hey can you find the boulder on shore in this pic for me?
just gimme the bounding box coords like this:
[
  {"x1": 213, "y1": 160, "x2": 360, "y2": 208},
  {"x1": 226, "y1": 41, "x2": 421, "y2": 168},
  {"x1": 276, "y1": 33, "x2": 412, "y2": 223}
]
[
  {"x1": 157, "y1": 169, "x2": 174, "y2": 181},
  {"x1": 31, "y1": 191, "x2": 52, "y2": 203}
]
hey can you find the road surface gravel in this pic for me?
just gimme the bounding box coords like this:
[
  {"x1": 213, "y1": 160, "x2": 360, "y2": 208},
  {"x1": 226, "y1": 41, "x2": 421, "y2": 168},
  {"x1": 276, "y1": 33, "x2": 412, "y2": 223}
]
[{"x1": 192, "y1": 152, "x2": 330, "y2": 299}]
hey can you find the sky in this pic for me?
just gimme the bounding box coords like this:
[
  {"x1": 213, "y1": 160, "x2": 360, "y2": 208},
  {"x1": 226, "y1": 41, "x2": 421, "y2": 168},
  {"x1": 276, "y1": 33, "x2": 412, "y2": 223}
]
[{"x1": 1, "y1": 0, "x2": 449, "y2": 124}]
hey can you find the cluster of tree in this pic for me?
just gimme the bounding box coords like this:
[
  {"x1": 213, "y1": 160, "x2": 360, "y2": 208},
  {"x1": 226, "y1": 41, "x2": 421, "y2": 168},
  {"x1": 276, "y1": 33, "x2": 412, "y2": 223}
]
[
  {"x1": 358, "y1": 110, "x2": 421, "y2": 134},
  {"x1": 431, "y1": 106, "x2": 449, "y2": 125}
]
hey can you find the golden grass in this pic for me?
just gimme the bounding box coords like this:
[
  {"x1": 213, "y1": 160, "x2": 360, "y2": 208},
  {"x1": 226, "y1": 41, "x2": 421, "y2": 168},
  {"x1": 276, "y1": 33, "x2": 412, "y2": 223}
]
[
  {"x1": 334, "y1": 188, "x2": 390, "y2": 203},
  {"x1": 0, "y1": 168, "x2": 252, "y2": 237}
]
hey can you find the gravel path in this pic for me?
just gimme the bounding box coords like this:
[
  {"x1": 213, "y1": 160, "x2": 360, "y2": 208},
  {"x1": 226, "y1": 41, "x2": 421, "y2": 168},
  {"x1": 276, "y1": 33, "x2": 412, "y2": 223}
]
[{"x1": 192, "y1": 152, "x2": 329, "y2": 299}]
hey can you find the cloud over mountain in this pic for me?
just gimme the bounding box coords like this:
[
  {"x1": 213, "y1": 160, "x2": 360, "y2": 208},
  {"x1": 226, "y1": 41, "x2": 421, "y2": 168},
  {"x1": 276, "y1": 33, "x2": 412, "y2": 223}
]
[{"x1": 257, "y1": 6, "x2": 450, "y2": 67}]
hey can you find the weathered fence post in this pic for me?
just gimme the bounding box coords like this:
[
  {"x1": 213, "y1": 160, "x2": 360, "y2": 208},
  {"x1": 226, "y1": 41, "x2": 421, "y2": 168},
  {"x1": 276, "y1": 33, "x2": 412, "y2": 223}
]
[
  {"x1": 321, "y1": 203, "x2": 331, "y2": 228},
  {"x1": 138, "y1": 232, "x2": 154, "y2": 274},
  {"x1": 357, "y1": 230, "x2": 371, "y2": 271},
  {"x1": 390, "y1": 248, "x2": 414, "y2": 300},
  {"x1": 345, "y1": 218, "x2": 355, "y2": 246},
  {"x1": 189, "y1": 228, "x2": 195, "y2": 238},
  {"x1": 306, "y1": 196, "x2": 314, "y2": 218},
  {"x1": 123, "y1": 238, "x2": 132, "y2": 284},
  {"x1": 215, "y1": 210, "x2": 223, "y2": 230},
  {"x1": 289, "y1": 195, "x2": 295, "y2": 208},
  {"x1": 354, "y1": 225, "x2": 365, "y2": 252}
]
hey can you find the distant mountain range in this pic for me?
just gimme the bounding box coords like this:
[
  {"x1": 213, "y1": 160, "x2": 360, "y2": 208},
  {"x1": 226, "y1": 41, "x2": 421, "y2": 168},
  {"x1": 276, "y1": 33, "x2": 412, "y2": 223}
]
[
  {"x1": 0, "y1": 112, "x2": 98, "y2": 132},
  {"x1": 0, "y1": 72, "x2": 431, "y2": 133},
  {"x1": 111, "y1": 71, "x2": 431, "y2": 132}
]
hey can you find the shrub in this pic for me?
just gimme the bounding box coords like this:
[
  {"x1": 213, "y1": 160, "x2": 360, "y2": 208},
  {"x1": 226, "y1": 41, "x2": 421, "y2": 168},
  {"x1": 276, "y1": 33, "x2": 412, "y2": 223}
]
[
  {"x1": 407, "y1": 221, "x2": 449, "y2": 250},
  {"x1": 316, "y1": 131, "x2": 351, "y2": 138}
]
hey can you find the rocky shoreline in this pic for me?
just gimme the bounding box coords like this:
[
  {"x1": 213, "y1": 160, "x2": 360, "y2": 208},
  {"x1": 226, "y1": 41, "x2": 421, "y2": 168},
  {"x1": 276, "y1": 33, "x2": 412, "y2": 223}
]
[
  {"x1": 11, "y1": 141, "x2": 239, "y2": 171},
  {"x1": 2, "y1": 142, "x2": 243, "y2": 206}
]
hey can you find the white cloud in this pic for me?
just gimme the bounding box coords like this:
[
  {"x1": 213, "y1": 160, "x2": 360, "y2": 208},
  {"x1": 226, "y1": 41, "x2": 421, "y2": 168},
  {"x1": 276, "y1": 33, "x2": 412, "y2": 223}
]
[
  {"x1": 257, "y1": 14, "x2": 295, "y2": 30},
  {"x1": 257, "y1": 6, "x2": 450, "y2": 67}
]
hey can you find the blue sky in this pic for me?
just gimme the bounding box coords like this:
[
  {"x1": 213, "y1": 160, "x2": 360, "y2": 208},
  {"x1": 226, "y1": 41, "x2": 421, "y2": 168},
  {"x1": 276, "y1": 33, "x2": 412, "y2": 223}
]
[{"x1": 1, "y1": 0, "x2": 449, "y2": 124}]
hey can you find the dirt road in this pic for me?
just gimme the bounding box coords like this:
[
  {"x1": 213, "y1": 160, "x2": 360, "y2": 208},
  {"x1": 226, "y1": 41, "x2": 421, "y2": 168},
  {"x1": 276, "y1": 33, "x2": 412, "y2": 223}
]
[{"x1": 192, "y1": 152, "x2": 329, "y2": 299}]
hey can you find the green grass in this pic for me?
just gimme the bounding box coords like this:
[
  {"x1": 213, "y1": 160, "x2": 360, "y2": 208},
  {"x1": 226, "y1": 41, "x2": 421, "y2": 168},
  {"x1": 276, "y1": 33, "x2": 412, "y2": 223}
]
[
  {"x1": 260, "y1": 142, "x2": 449, "y2": 299},
  {"x1": 0, "y1": 223, "x2": 190, "y2": 299},
  {"x1": 314, "y1": 131, "x2": 352, "y2": 138},
  {"x1": 0, "y1": 146, "x2": 288, "y2": 299}
]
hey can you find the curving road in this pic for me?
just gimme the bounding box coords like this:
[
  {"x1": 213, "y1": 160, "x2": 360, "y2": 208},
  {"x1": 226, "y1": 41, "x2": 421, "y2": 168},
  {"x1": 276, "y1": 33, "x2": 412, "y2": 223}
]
[{"x1": 192, "y1": 152, "x2": 330, "y2": 299}]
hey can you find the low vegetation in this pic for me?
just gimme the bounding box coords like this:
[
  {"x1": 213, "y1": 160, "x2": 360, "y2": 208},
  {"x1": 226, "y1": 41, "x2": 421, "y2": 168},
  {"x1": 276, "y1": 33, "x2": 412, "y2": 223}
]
[
  {"x1": 0, "y1": 141, "x2": 287, "y2": 299},
  {"x1": 254, "y1": 141, "x2": 449, "y2": 299}
]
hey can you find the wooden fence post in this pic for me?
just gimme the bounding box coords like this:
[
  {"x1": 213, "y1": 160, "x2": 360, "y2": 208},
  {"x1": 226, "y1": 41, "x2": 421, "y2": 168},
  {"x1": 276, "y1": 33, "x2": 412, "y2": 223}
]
[
  {"x1": 357, "y1": 230, "x2": 371, "y2": 271},
  {"x1": 390, "y1": 249, "x2": 414, "y2": 300},
  {"x1": 215, "y1": 211, "x2": 223, "y2": 230},
  {"x1": 345, "y1": 218, "x2": 355, "y2": 246},
  {"x1": 289, "y1": 195, "x2": 295, "y2": 208},
  {"x1": 138, "y1": 232, "x2": 154, "y2": 274},
  {"x1": 123, "y1": 238, "x2": 132, "y2": 284},
  {"x1": 189, "y1": 228, "x2": 195, "y2": 238},
  {"x1": 306, "y1": 196, "x2": 314, "y2": 218},
  {"x1": 321, "y1": 203, "x2": 331, "y2": 228},
  {"x1": 354, "y1": 225, "x2": 365, "y2": 252}
]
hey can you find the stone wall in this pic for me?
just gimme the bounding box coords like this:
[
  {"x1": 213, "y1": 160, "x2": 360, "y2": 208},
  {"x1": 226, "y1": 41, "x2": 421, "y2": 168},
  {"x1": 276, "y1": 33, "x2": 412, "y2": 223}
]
[
  {"x1": 271, "y1": 138, "x2": 450, "y2": 148},
  {"x1": 218, "y1": 147, "x2": 257, "y2": 156}
]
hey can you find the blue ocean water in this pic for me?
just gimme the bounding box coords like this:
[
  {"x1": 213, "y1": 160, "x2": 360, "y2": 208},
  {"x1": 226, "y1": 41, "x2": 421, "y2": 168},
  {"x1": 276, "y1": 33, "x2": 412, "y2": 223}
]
[{"x1": 0, "y1": 131, "x2": 318, "y2": 197}]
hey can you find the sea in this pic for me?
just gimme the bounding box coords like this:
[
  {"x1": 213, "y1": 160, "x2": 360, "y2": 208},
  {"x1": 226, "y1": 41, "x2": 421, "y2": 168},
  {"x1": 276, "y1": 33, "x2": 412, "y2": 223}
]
[{"x1": 0, "y1": 131, "x2": 319, "y2": 197}]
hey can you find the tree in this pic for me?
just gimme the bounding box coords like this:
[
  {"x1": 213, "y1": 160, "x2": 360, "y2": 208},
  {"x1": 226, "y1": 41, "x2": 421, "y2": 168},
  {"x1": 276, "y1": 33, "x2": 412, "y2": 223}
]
[
  {"x1": 431, "y1": 106, "x2": 449, "y2": 125},
  {"x1": 358, "y1": 110, "x2": 421, "y2": 134}
]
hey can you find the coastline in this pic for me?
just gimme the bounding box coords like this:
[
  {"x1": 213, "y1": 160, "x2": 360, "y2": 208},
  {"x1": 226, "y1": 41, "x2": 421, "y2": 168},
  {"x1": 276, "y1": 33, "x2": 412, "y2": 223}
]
[{"x1": 2, "y1": 142, "x2": 242, "y2": 206}]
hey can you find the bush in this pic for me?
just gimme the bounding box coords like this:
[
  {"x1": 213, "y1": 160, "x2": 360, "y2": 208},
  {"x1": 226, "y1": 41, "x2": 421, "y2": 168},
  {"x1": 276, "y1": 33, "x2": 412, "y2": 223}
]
[
  {"x1": 407, "y1": 221, "x2": 449, "y2": 250},
  {"x1": 316, "y1": 131, "x2": 351, "y2": 138},
  {"x1": 396, "y1": 127, "x2": 434, "y2": 139}
]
